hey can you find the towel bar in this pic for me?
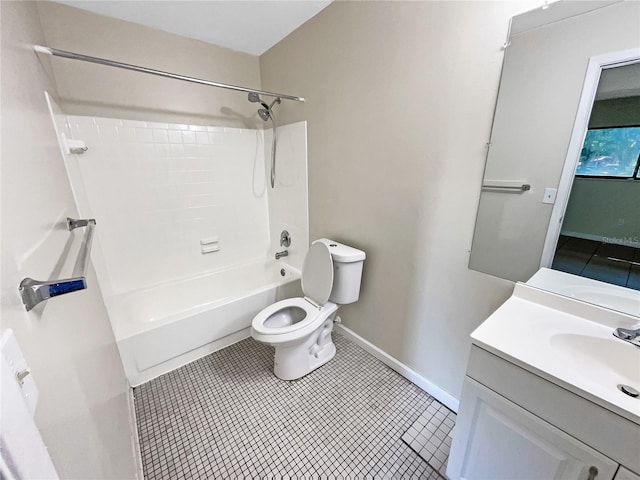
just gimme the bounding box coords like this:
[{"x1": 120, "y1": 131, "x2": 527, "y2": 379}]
[
  {"x1": 19, "y1": 217, "x2": 96, "y2": 312},
  {"x1": 482, "y1": 181, "x2": 531, "y2": 192}
]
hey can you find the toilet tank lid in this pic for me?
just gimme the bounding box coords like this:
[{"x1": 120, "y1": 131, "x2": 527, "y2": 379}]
[{"x1": 313, "y1": 239, "x2": 366, "y2": 262}]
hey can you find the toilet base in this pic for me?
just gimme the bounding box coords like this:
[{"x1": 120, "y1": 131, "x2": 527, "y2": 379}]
[{"x1": 273, "y1": 317, "x2": 336, "y2": 380}]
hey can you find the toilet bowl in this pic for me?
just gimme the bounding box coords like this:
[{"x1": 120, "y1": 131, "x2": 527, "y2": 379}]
[{"x1": 251, "y1": 238, "x2": 365, "y2": 380}]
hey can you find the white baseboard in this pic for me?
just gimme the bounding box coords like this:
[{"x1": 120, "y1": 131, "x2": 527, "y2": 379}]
[
  {"x1": 335, "y1": 324, "x2": 459, "y2": 412},
  {"x1": 127, "y1": 387, "x2": 144, "y2": 480}
]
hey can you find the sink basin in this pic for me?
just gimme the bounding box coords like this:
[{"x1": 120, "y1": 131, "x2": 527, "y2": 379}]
[
  {"x1": 471, "y1": 281, "x2": 640, "y2": 423},
  {"x1": 549, "y1": 333, "x2": 640, "y2": 387}
]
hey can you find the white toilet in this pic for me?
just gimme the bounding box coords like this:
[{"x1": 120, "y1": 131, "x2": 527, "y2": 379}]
[{"x1": 251, "y1": 238, "x2": 365, "y2": 380}]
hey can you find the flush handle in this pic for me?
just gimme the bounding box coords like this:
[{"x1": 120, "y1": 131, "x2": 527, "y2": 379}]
[{"x1": 587, "y1": 466, "x2": 598, "y2": 480}]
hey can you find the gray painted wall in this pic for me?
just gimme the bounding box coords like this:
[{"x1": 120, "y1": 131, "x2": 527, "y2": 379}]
[
  {"x1": 1, "y1": 2, "x2": 137, "y2": 478},
  {"x1": 259, "y1": 1, "x2": 543, "y2": 400},
  {"x1": 37, "y1": 1, "x2": 263, "y2": 128},
  {"x1": 561, "y1": 178, "x2": 640, "y2": 247},
  {"x1": 562, "y1": 93, "x2": 640, "y2": 246}
]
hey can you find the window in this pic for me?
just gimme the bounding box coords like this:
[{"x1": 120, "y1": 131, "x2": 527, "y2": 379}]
[{"x1": 576, "y1": 126, "x2": 640, "y2": 178}]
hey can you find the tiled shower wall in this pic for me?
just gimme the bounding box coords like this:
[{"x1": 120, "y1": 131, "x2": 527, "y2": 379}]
[
  {"x1": 62, "y1": 115, "x2": 307, "y2": 297},
  {"x1": 265, "y1": 123, "x2": 308, "y2": 272}
]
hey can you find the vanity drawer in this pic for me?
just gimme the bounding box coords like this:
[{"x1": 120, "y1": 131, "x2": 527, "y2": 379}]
[{"x1": 467, "y1": 345, "x2": 640, "y2": 474}]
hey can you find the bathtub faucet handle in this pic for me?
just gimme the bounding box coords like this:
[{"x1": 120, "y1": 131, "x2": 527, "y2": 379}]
[
  {"x1": 280, "y1": 230, "x2": 291, "y2": 247},
  {"x1": 275, "y1": 250, "x2": 289, "y2": 260}
]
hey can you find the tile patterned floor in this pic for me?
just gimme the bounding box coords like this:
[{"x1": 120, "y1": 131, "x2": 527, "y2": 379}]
[
  {"x1": 402, "y1": 402, "x2": 456, "y2": 478},
  {"x1": 552, "y1": 235, "x2": 640, "y2": 290},
  {"x1": 134, "y1": 333, "x2": 441, "y2": 479}
]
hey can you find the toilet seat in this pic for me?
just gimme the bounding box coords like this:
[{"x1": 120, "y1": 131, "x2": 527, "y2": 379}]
[
  {"x1": 252, "y1": 241, "x2": 338, "y2": 344},
  {"x1": 252, "y1": 297, "x2": 338, "y2": 338}
]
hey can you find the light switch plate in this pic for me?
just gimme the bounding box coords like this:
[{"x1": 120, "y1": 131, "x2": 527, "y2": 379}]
[
  {"x1": 1, "y1": 329, "x2": 38, "y2": 416},
  {"x1": 543, "y1": 188, "x2": 557, "y2": 204}
]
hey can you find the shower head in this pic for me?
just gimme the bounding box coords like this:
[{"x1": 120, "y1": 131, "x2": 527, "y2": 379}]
[
  {"x1": 258, "y1": 109, "x2": 271, "y2": 121},
  {"x1": 248, "y1": 92, "x2": 270, "y2": 110},
  {"x1": 249, "y1": 92, "x2": 281, "y2": 122}
]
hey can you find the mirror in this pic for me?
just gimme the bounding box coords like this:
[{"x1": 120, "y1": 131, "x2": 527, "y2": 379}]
[
  {"x1": 468, "y1": 1, "x2": 640, "y2": 301},
  {"x1": 550, "y1": 63, "x2": 640, "y2": 291}
]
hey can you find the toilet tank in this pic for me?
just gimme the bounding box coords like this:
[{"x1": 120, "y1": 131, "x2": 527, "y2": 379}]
[{"x1": 314, "y1": 239, "x2": 366, "y2": 305}]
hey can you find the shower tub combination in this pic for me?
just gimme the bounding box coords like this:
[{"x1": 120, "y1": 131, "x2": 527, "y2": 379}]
[
  {"x1": 51, "y1": 112, "x2": 309, "y2": 387},
  {"x1": 107, "y1": 260, "x2": 301, "y2": 386},
  {"x1": 45, "y1": 53, "x2": 310, "y2": 387}
]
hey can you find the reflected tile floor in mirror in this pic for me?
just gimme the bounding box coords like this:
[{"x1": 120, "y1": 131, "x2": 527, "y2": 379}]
[
  {"x1": 134, "y1": 333, "x2": 441, "y2": 479},
  {"x1": 552, "y1": 235, "x2": 640, "y2": 291}
]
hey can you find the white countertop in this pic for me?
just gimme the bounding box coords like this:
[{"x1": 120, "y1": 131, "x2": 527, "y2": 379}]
[{"x1": 471, "y1": 282, "x2": 640, "y2": 425}]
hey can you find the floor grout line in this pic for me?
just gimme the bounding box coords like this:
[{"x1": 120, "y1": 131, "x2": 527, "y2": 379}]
[
  {"x1": 401, "y1": 401, "x2": 457, "y2": 479},
  {"x1": 134, "y1": 332, "x2": 441, "y2": 479}
]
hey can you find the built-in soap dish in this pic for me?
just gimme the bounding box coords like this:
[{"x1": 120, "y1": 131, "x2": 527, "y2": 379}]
[
  {"x1": 61, "y1": 133, "x2": 88, "y2": 154},
  {"x1": 200, "y1": 237, "x2": 220, "y2": 254}
]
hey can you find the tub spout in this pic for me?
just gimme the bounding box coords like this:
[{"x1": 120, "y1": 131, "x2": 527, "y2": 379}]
[{"x1": 275, "y1": 250, "x2": 288, "y2": 260}]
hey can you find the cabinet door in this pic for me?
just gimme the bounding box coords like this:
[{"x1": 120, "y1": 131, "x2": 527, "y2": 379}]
[{"x1": 447, "y1": 377, "x2": 618, "y2": 480}]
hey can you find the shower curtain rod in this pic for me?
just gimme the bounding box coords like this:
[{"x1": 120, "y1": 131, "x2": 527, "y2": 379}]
[{"x1": 34, "y1": 45, "x2": 305, "y2": 102}]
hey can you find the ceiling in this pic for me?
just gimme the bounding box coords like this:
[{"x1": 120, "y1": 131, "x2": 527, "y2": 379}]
[{"x1": 53, "y1": 1, "x2": 331, "y2": 56}]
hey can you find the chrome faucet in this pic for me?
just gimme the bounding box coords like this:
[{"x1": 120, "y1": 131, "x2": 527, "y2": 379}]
[
  {"x1": 280, "y1": 230, "x2": 291, "y2": 247},
  {"x1": 275, "y1": 250, "x2": 288, "y2": 260},
  {"x1": 613, "y1": 327, "x2": 640, "y2": 347}
]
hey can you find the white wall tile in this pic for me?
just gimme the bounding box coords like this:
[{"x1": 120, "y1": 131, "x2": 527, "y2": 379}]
[
  {"x1": 266, "y1": 121, "x2": 309, "y2": 270},
  {"x1": 182, "y1": 130, "x2": 196, "y2": 144},
  {"x1": 122, "y1": 119, "x2": 146, "y2": 128},
  {"x1": 167, "y1": 130, "x2": 182, "y2": 143},
  {"x1": 152, "y1": 129, "x2": 169, "y2": 143},
  {"x1": 170, "y1": 144, "x2": 185, "y2": 156},
  {"x1": 135, "y1": 127, "x2": 153, "y2": 143},
  {"x1": 147, "y1": 121, "x2": 169, "y2": 129},
  {"x1": 196, "y1": 131, "x2": 209, "y2": 145},
  {"x1": 62, "y1": 116, "x2": 307, "y2": 298},
  {"x1": 97, "y1": 124, "x2": 119, "y2": 143},
  {"x1": 117, "y1": 126, "x2": 136, "y2": 142}
]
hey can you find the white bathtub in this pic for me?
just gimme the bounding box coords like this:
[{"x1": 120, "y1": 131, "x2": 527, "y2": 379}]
[{"x1": 106, "y1": 260, "x2": 301, "y2": 386}]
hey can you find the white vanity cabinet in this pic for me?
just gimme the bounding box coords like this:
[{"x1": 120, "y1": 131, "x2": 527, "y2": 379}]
[
  {"x1": 447, "y1": 280, "x2": 640, "y2": 480},
  {"x1": 448, "y1": 376, "x2": 618, "y2": 480}
]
